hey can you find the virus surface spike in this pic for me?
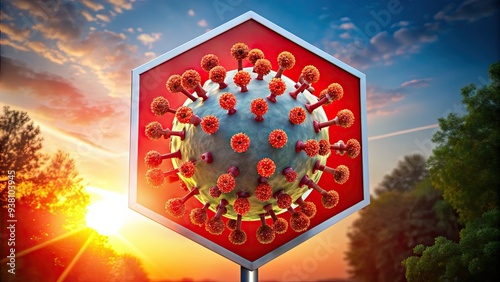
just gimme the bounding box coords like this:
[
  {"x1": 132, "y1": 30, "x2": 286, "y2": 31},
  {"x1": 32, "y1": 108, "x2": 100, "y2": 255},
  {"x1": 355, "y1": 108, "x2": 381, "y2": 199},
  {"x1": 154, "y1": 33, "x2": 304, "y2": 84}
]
[
  {"x1": 234, "y1": 192, "x2": 251, "y2": 216},
  {"x1": 181, "y1": 69, "x2": 208, "y2": 101},
  {"x1": 166, "y1": 74, "x2": 197, "y2": 102},
  {"x1": 200, "y1": 54, "x2": 220, "y2": 72},
  {"x1": 267, "y1": 78, "x2": 287, "y2": 103},
  {"x1": 289, "y1": 106, "x2": 307, "y2": 125},
  {"x1": 268, "y1": 129, "x2": 288, "y2": 148},
  {"x1": 296, "y1": 75, "x2": 315, "y2": 93},
  {"x1": 209, "y1": 65, "x2": 228, "y2": 89},
  {"x1": 175, "y1": 106, "x2": 201, "y2": 126},
  {"x1": 274, "y1": 189, "x2": 292, "y2": 209},
  {"x1": 206, "y1": 199, "x2": 229, "y2": 235},
  {"x1": 282, "y1": 167, "x2": 298, "y2": 182},
  {"x1": 178, "y1": 161, "x2": 196, "y2": 178},
  {"x1": 230, "y1": 132, "x2": 251, "y2": 153},
  {"x1": 217, "y1": 166, "x2": 239, "y2": 193},
  {"x1": 151, "y1": 96, "x2": 177, "y2": 116},
  {"x1": 200, "y1": 115, "x2": 220, "y2": 134},
  {"x1": 289, "y1": 65, "x2": 320, "y2": 99},
  {"x1": 200, "y1": 151, "x2": 213, "y2": 163},
  {"x1": 219, "y1": 92, "x2": 237, "y2": 115},
  {"x1": 313, "y1": 161, "x2": 349, "y2": 184},
  {"x1": 313, "y1": 109, "x2": 355, "y2": 133},
  {"x1": 295, "y1": 139, "x2": 320, "y2": 157},
  {"x1": 300, "y1": 174, "x2": 340, "y2": 209},
  {"x1": 231, "y1": 42, "x2": 249, "y2": 71},
  {"x1": 229, "y1": 214, "x2": 247, "y2": 245},
  {"x1": 144, "y1": 149, "x2": 182, "y2": 168},
  {"x1": 247, "y1": 48, "x2": 265, "y2": 72},
  {"x1": 165, "y1": 186, "x2": 200, "y2": 218},
  {"x1": 318, "y1": 139, "x2": 331, "y2": 156},
  {"x1": 254, "y1": 58, "x2": 272, "y2": 80},
  {"x1": 250, "y1": 98, "x2": 268, "y2": 122},
  {"x1": 145, "y1": 168, "x2": 165, "y2": 188},
  {"x1": 305, "y1": 82, "x2": 344, "y2": 113},
  {"x1": 256, "y1": 213, "x2": 275, "y2": 244},
  {"x1": 330, "y1": 139, "x2": 361, "y2": 158},
  {"x1": 190, "y1": 202, "x2": 210, "y2": 226},
  {"x1": 264, "y1": 204, "x2": 288, "y2": 234},
  {"x1": 295, "y1": 197, "x2": 317, "y2": 218},
  {"x1": 257, "y1": 158, "x2": 276, "y2": 178},
  {"x1": 275, "y1": 51, "x2": 295, "y2": 78},
  {"x1": 233, "y1": 70, "x2": 251, "y2": 92},
  {"x1": 255, "y1": 181, "x2": 273, "y2": 202},
  {"x1": 209, "y1": 185, "x2": 222, "y2": 198},
  {"x1": 287, "y1": 206, "x2": 310, "y2": 232},
  {"x1": 145, "y1": 122, "x2": 185, "y2": 140}
]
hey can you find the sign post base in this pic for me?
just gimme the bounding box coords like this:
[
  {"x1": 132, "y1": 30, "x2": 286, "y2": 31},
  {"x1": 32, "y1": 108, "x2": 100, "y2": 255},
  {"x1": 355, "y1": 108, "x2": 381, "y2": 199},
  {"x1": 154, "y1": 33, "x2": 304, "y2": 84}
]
[{"x1": 241, "y1": 266, "x2": 258, "y2": 282}]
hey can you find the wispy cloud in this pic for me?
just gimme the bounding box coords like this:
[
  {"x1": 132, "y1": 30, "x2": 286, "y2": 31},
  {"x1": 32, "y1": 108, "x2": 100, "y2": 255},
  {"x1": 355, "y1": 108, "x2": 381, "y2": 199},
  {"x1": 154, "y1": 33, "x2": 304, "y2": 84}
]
[
  {"x1": 198, "y1": 19, "x2": 208, "y2": 28},
  {"x1": 367, "y1": 77, "x2": 432, "y2": 116},
  {"x1": 12, "y1": 0, "x2": 85, "y2": 42},
  {"x1": 368, "y1": 124, "x2": 439, "y2": 141},
  {"x1": 0, "y1": 22, "x2": 31, "y2": 42},
  {"x1": 108, "y1": 0, "x2": 134, "y2": 14},
  {"x1": 401, "y1": 78, "x2": 432, "y2": 88},
  {"x1": 323, "y1": 20, "x2": 440, "y2": 69},
  {"x1": 434, "y1": 0, "x2": 500, "y2": 22},
  {"x1": 82, "y1": 0, "x2": 105, "y2": 12},
  {"x1": 0, "y1": 56, "x2": 124, "y2": 126},
  {"x1": 137, "y1": 32, "x2": 162, "y2": 49},
  {"x1": 366, "y1": 85, "x2": 405, "y2": 116},
  {"x1": 96, "y1": 14, "x2": 111, "y2": 22},
  {"x1": 323, "y1": 0, "x2": 499, "y2": 70},
  {"x1": 188, "y1": 9, "x2": 195, "y2": 16}
]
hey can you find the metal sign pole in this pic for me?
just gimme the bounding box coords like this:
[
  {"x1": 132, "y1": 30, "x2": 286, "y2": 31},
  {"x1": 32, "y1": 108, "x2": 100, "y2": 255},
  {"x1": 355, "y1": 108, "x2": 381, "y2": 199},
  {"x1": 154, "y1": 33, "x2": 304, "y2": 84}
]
[{"x1": 240, "y1": 266, "x2": 258, "y2": 282}]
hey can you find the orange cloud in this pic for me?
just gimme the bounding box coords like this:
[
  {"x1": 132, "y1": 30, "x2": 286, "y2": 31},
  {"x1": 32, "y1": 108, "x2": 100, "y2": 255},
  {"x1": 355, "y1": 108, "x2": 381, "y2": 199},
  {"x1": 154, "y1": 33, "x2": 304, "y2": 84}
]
[
  {"x1": 0, "y1": 56, "x2": 124, "y2": 126},
  {"x1": 82, "y1": 0, "x2": 105, "y2": 11}
]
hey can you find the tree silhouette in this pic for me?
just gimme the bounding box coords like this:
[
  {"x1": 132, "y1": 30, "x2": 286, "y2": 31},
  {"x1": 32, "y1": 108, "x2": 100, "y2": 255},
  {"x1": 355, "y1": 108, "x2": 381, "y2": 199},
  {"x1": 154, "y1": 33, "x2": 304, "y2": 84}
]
[
  {"x1": 345, "y1": 157, "x2": 459, "y2": 282},
  {"x1": 0, "y1": 106, "x2": 46, "y2": 179},
  {"x1": 0, "y1": 106, "x2": 47, "y2": 206},
  {"x1": 375, "y1": 154, "x2": 428, "y2": 196},
  {"x1": 428, "y1": 62, "x2": 500, "y2": 223}
]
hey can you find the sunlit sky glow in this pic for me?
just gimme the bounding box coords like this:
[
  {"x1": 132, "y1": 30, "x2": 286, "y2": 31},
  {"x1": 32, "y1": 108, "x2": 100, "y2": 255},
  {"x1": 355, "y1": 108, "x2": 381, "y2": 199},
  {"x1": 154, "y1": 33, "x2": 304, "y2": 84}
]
[{"x1": 1, "y1": 0, "x2": 499, "y2": 281}]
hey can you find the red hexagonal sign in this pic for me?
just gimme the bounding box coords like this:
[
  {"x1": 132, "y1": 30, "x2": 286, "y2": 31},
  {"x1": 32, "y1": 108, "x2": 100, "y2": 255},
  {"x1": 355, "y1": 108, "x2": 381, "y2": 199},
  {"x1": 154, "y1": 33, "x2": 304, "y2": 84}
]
[{"x1": 129, "y1": 11, "x2": 368, "y2": 273}]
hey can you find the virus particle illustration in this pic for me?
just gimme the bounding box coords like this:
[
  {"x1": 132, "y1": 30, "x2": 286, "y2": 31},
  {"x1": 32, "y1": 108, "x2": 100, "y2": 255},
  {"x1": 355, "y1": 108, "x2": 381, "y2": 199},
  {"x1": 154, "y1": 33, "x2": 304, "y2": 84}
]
[{"x1": 142, "y1": 43, "x2": 361, "y2": 246}]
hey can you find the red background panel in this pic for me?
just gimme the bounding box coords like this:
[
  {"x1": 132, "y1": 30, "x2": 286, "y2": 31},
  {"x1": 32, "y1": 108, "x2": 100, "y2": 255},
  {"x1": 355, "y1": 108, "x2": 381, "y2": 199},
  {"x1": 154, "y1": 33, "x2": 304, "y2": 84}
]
[{"x1": 134, "y1": 19, "x2": 364, "y2": 262}]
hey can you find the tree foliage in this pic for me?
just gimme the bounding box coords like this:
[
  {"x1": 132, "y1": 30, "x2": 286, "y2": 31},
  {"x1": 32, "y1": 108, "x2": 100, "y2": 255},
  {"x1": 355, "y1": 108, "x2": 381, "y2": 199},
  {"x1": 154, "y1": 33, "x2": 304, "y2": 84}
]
[
  {"x1": 403, "y1": 209, "x2": 500, "y2": 281},
  {"x1": 346, "y1": 160, "x2": 459, "y2": 282},
  {"x1": 375, "y1": 154, "x2": 428, "y2": 196},
  {"x1": 17, "y1": 151, "x2": 90, "y2": 229},
  {"x1": 428, "y1": 62, "x2": 500, "y2": 223},
  {"x1": 0, "y1": 106, "x2": 46, "y2": 180}
]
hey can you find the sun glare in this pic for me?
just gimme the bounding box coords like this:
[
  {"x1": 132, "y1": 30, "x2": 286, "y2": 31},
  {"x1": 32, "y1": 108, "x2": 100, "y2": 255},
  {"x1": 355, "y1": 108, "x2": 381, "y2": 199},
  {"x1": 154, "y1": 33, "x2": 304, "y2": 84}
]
[{"x1": 85, "y1": 198, "x2": 125, "y2": 235}]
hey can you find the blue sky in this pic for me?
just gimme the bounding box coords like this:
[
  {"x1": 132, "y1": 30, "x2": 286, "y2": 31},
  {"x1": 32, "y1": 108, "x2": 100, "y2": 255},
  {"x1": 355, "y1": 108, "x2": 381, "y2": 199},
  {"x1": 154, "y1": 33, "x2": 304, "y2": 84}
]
[{"x1": 1, "y1": 0, "x2": 499, "y2": 280}]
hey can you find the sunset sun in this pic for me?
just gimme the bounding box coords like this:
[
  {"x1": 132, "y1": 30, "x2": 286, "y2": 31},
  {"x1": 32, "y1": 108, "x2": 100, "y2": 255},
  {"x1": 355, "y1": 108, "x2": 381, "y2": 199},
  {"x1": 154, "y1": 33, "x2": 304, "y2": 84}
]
[{"x1": 85, "y1": 198, "x2": 125, "y2": 235}]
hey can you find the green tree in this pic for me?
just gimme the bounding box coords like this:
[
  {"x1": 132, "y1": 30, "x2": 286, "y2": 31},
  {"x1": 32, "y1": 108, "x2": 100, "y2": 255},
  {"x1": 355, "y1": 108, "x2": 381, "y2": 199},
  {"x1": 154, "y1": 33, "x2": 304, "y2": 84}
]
[
  {"x1": 345, "y1": 156, "x2": 459, "y2": 282},
  {"x1": 428, "y1": 62, "x2": 500, "y2": 223},
  {"x1": 375, "y1": 154, "x2": 428, "y2": 196},
  {"x1": 403, "y1": 209, "x2": 500, "y2": 281}
]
